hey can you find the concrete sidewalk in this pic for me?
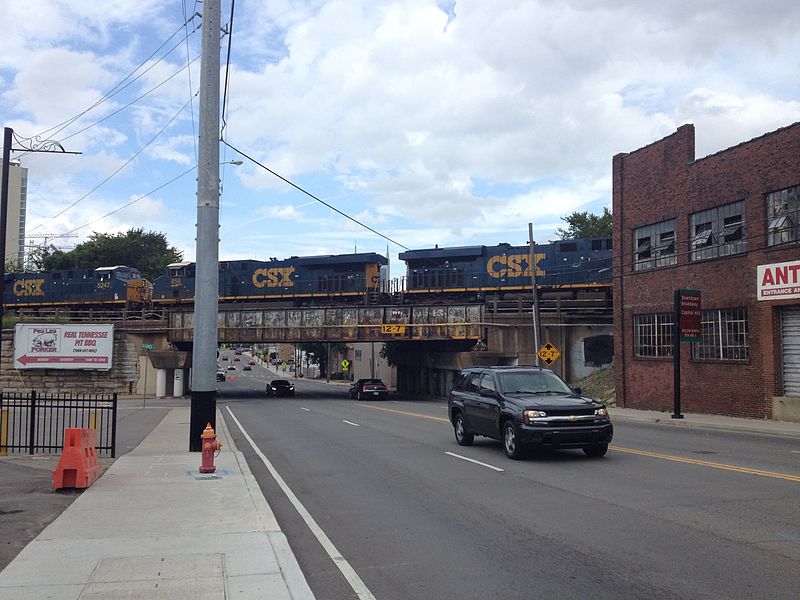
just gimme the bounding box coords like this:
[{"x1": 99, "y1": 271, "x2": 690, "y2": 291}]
[
  {"x1": 609, "y1": 406, "x2": 800, "y2": 437},
  {"x1": 0, "y1": 408, "x2": 315, "y2": 600}
]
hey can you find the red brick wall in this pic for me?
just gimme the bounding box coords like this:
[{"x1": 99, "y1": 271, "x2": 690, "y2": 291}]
[{"x1": 613, "y1": 122, "x2": 800, "y2": 418}]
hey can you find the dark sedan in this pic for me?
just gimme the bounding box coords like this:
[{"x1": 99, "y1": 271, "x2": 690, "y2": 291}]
[
  {"x1": 349, "y1": 379, "x2": 388, "y2": 401},
  {"x1": 266, "y1": 379, "x2": 295, "y2": 397}
]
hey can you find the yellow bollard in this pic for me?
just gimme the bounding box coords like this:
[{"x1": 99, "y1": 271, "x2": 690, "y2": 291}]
[{"x1": 1, "y1": 408, "x2": 8, "y2": 455}]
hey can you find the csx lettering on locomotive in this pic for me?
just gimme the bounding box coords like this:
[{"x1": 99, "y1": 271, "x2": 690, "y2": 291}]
[
  {"x1": 252, "y1": 267, "x2": 296, "y2": 288},
  {"x1": 13, "y1": 279, "x2": 45, "y2": 297},
  {"x1": 486, "y1": 254, "x2": 545, "y2": 278}
]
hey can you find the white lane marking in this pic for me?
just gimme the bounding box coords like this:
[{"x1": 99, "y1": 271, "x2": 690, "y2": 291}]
[
  {"x1": 300, "y1": 407, "x2": 311, "y2": 412},
  {"x1": 226, "y1": 407, "x2": 377, "y2": 600},
  {"x1": 792, "y1": 450, "x2": 800, "y2": 454},
  {"x1": 445, "y1": 451, "x2": 505, "y2": 472},
  {"x1": 342, "y1": 420, "x2": 360, "y2": 427}
]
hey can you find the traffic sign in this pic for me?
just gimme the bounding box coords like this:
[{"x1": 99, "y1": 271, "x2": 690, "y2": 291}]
[
  {"x1": 537, "y1": 342, "x2": 561, "y2": 365},
  {"x1": 142, "y1": 343, "x2": 156, "y2": 350},
  {"x1": 381, "y1": 324, "x2": 406, "y2": 334},
  {"x1": 341, "y1": 359, "x2": 350, "y2": 370}
]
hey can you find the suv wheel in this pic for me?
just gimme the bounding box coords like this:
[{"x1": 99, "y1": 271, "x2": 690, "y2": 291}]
[
  {"x1": 453, "y1": 413, "x2": 474, "y2": 446},
  {"x1": 583, "y1": 443, "x2": 608, "y2": 458},
  {"x1": 502, "y1": 421, "x2": 524, "y2": 460}
]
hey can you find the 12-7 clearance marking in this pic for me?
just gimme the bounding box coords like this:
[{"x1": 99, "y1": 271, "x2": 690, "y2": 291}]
[{"x1": 357, "y1": 404, "x2": 800, "y2": 483}]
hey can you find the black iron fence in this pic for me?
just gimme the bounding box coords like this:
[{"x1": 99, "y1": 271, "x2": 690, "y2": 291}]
[{"x1": 0, "y1": 391, "x2": 117, "y2": 457}]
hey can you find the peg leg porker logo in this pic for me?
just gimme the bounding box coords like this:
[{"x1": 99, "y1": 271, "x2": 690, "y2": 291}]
[{"x1": 31, "y1": 328, "x2": 60, "y2": 353}]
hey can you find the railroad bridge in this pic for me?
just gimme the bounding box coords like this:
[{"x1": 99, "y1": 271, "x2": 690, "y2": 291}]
[{"x1": 4, "y1": 291, "x2": 612, "y2": 397}]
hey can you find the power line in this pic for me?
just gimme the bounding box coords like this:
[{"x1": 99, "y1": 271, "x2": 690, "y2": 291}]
[
  {"x1": 33, "y1": 18, "x2": 201, "y2": 144},
  {"x1": 62, "y1": 166, "x2": 197, "y2": 235},
  {"x1": 30, "y1": 95, "x2": 197, "y2": 232},
  {"x1": 221, "y1": 140, "x2": 411, "y2": 251}
]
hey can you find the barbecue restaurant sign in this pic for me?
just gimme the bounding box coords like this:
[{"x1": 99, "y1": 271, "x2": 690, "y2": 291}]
[
  {"x1": 757, "y1": 260, "x2": 800, "y2": 301},
  {"x1": 14, "y1": 324, "x2": 114, "y2": 370}
]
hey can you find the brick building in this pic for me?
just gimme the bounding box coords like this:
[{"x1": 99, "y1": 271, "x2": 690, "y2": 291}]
[{"x1": 613, "y1": 122, "x2": 800, "y2": 420}]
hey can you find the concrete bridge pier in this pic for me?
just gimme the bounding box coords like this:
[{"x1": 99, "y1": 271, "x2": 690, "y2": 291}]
[{"x1": 156, "y1": 369, "x2": 168, "y2": 398}]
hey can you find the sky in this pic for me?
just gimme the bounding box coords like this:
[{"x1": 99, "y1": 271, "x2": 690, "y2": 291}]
[{"x1": 2, "y1": 0, "x2": 799, "y2": 278}]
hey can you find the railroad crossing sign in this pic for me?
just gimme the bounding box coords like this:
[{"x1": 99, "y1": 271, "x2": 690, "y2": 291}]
[
  {"x1": 537, "y1": 342, "x2": 561, "y2": 365},
  {"x1": 341, "y1": 359, "x2": 350, "y2": 371}
]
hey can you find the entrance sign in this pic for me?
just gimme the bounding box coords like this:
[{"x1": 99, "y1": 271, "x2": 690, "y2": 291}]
[
  {"x1": 678, "y1": 290, "x2": 702, "y2": 342},
  {"x1": 757, "y1": 260, "x2": 800, "y2": 301},
  {"x1": 14, "y1": 324, "x2": 114, "y2": 370}
]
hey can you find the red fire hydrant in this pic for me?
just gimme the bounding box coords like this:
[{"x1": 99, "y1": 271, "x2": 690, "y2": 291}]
[{"x1": 200, "y1": 423, "x2": 222, "y2": 474}]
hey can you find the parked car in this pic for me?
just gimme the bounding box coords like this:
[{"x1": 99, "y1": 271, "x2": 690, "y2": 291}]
[
  {"x1": 448, "y1": 366, "x2": 612, "y2": 459},
  {"x1": 216, "y1": 369, "x2": 226, "y2": 382},
  {"x1": 248, "y1": 359, "x2": 256, "y2": 365},
  {"x1": 222, "y1": 356, "x2": 229, "y2": 361},
  {"x1": 227, "y1": 364, "x2": 236, "y2": 370},
  {"x1": 266, "y1": 379, "x2": 295, "y2": 397},
  {"x1": 349, "y1": 378, "x2": 388, "y2": 401},
  {"x1": 243, "y1": 364, "x2": 252, "y2": 371},
  {"x1": 233, "y1": 356, "x2": 241, "y2": 362}
]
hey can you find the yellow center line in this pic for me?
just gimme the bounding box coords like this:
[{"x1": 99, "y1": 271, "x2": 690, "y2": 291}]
[
  {"x1": 611, "y1": 446, "x2": 800, "y2": 483},
  {"x1": 356, "y1": 403, "x2": 450, "y2": 423},
  {"x1": 357, "y1": 404, "x2": 800, "y2": 483}
]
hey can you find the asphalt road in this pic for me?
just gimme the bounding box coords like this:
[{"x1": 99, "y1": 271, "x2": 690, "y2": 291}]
[{"x1": 220, "y1": 363, "x2": 800, "y2": 600}]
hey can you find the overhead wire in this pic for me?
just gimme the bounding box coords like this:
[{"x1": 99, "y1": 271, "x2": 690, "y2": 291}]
[
  {"x1": 33, "y1": 17, "x2": 201, "y2": 144},
  {"x1": 30, "y1": 94, "x2": 198, "y2": 232},
  {"x1": 61, "y1": 166, "x2": 198, "y2": 236},
  {"x1": 221, "y1": 139, "x2": 412, "y2": 251},
  {"x1": 182, "y1": 0, "x2": 199, "y2": 163}
]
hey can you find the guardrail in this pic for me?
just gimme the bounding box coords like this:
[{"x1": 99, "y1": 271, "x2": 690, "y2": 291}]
[{"x1": 0, "y1": 391, "x2": 117, "y2": 457}]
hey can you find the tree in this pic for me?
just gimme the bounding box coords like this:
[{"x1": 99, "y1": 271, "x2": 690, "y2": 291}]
[
  {"x1": 556, "y1": 207, "x2": 612, "y2": 239},
  {"x1": 41, "y1": 228, "x2": 182, "y2": 281},
  {"x1": 298, "y1": 342, "x2": 349, "y2": 377}
]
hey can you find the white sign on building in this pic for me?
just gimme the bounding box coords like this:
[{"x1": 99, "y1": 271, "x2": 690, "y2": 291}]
[
  {"x1": 13, "y1": 324, "x2": 114, "y2": 370},
  {"x1": 757, "y1": 260, "x2": 800, "y2": 301}
]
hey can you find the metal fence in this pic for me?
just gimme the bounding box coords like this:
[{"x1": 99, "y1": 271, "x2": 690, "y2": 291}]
[{"x1": 0, "y1": 391, "x2": 117, "y2": 457}]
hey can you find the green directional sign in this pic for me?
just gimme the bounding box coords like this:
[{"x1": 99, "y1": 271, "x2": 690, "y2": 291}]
[{"x1": 142, "y1": 343, "x2": 156, "y2": 350}]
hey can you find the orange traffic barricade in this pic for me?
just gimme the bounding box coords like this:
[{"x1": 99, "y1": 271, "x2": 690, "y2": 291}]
[{"x1": 52, "y1": 428, "x2": 100, "y2": 490}]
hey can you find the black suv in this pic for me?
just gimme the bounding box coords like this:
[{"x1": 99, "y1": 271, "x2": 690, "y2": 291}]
[{"x1": 448, "y1": 366, "x2": 612, "y2": 459}]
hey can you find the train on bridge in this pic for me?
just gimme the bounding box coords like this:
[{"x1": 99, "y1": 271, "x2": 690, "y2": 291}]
[{"x1": 3, "y1": 237, "x2": 612, "y2": 311}]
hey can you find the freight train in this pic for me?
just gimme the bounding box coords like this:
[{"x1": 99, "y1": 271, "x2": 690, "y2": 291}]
[
  {"x1": 399, "y1": 237, "x2": 612, "y2": 300},
  {"x1": 2, "y1": 238, "x2": 612, "y2": 310}
]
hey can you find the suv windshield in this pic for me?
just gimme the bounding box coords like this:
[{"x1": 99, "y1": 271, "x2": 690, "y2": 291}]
[{"x1": 497, "y1": 370, "x2": 573, "y2": 395}]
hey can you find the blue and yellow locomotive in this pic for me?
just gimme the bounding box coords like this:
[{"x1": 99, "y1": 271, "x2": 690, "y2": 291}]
[
  {"x1": 399, "y1": 238, "x2": 612, "y2": 299},
  {"x1": 2, "y1": 266, "x2": 151, "y2": 308},
  {"x1": 152, "y1": 253, "x2": 388, "y2": 304}
]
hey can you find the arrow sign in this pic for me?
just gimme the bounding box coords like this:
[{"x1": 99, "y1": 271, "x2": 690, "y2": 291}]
[{"x1": 16, "y1": 355, "x2": 110, "y2": 366}]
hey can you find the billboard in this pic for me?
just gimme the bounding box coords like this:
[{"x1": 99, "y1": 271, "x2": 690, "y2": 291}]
[
  {"x1": 14, "y1": 324, "x2": 114, "y2": 370},
  {"x1": 757, "y1": 260, "x2": 800, "y2": 301}
]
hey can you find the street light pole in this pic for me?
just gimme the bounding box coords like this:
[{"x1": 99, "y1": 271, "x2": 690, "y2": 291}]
[
  {"x1": 189, "y1": 0, "x2": 221, "y2": 451},
  {"x1": 0, "y1": 128, "x2": 12, "y2": 325}
]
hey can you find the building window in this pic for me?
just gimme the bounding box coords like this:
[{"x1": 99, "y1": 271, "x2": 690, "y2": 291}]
[
  {"x1": 766, "y1": 185, "x2": 799, "y2": 246},
  {"x1": 692, "y1": 308, "x2": 749, "y2": 361},
  {"x1": 633, "y1": 313, "x2": 673, "y2": 357},
  {"x1": 690, "y1": 201, "x2": 745, "y2": 261},
  {"x1": 633, "y1": 220, "x2": 676, "y2": 271}
]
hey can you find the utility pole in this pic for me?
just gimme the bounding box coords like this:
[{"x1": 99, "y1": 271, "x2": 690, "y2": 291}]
[
  {"x1": 529, "y1": 223, "x2": 542, "y2": 367},
  {"x1": 189, "y1": 0, "x2": 221, "y2": 451}
]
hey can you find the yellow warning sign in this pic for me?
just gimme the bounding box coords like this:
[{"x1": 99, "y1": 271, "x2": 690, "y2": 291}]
[
  {"x1": 341, "y1": 359, "x2": 350, "y2": 370},
  {"x1": 537, "y1": 342, "x2": 561, "y2": 365}
]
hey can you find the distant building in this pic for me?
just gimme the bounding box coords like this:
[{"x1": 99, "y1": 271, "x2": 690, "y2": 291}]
[
  {"x1": 1, "y1": 160, "x2": 28, "y2": 269},
  {"x1": 613, "y1": 122, "x2": 800, "y2": 420}
]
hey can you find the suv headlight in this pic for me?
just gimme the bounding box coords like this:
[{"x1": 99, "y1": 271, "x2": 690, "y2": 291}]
[
  {"x1": 595, "y1": 407, "x2": 610, "y2": 420},
  {"x1": 523, "y1": 410, "x2": 547, "y2": 424}
]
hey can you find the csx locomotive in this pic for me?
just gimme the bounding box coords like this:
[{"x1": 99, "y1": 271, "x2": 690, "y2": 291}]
[
  {"x1": 3, "y1": 266, "x2": 152, "y2": 309},
  {"x1": 152, "y1": 253, "x2": 387, "y2": 303},
  {"x1": 2, "y1": 238, "x2": 612, "y2": 310},
  {"x1": 400, "y1": 237, "x2": 612, "y2": 299}
]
